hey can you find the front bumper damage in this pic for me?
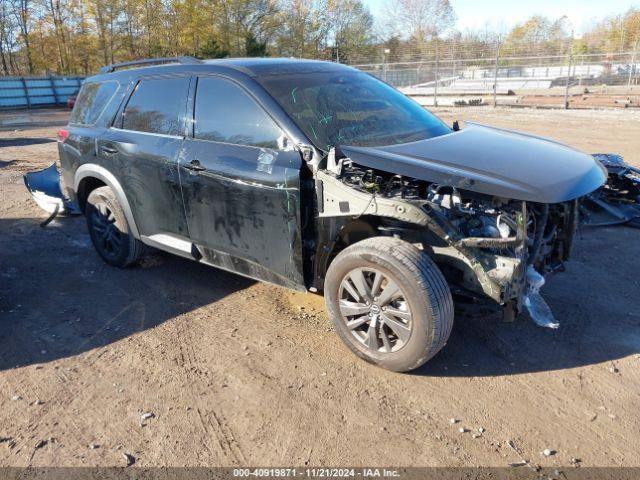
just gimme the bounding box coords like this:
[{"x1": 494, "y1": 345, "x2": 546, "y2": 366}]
[
  {"x1": 434, "y1": 200, "x2": 561, "y2": 329},
  {"x1": 23, "y1": 162, "x2": 80, "y2": 225}
]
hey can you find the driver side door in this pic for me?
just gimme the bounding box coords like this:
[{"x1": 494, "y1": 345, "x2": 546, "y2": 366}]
[{"x1": 178, "y1": 75, "x2": 305, "y2": 290}]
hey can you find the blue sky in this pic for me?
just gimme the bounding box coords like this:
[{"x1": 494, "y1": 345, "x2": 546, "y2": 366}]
[{"x1": 364, "y1": 0, "x2": 639, "y2": 34}]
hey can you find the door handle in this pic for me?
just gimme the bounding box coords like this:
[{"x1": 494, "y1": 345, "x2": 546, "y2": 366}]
[
  {"x1": 183, "y1": 159, "x2": 206, "y2": 172},
  {"x1": 99, "y1": 145, "x2": 118, "y2": 155}
]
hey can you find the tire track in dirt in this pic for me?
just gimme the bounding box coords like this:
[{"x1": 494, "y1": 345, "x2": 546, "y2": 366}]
[{"x1": 173, "y1": 314, "x2": 246, "y2": 465}]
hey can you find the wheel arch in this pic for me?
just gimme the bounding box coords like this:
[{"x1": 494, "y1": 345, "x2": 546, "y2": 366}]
[
  {"x1": 314, "y1": 216, "x2": 410, "y2": 291},
  {"x1": 313, "y1": 214, "x2": 458, "y2": 293},
  {"x1": 74, "y1": 164, "x2": 141, "y2": 239}
]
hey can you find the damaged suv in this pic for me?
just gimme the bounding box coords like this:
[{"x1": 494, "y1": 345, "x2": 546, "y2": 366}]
[{"x1": 27, "y1": 57, "x2": 610, "y2": 372}]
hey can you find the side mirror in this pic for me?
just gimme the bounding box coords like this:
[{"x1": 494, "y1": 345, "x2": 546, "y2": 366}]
[{"x1": 452, "y1": 121, "x2": 460, "y2": 132}]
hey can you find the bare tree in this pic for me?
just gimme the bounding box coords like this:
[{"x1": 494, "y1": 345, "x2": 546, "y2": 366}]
[
  {"x1": 384, "y1": 0, "x2": 455, "y2": 41},
  {"x1": 41, "y1": 0, "x2": 70, "y2": 72},
  {"x1": 11, "y1": 0, "x2": 34, "y2": 73},
  {"x1": 327, "y1": 0, "x2": 373, "y2": 62},
  {"x1": 0, "y1": 0, "x2": 14, "y2": 74}
]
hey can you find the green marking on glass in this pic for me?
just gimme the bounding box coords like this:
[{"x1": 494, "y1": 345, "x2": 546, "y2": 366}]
[
  {"x1": 310, "y1": 124, "x2": 318, "y2": 140},
  {"x1": 291, "y1": 87, "x2": 298, "y2": 103}
]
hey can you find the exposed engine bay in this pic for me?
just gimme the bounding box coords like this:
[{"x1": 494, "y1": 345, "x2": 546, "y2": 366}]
[
  {"x1": 338, "y1": 160, "x2": 577, "y2": 266},
  {"x1": 317, "y1": 155, "x2": 583, "y2": 329}
]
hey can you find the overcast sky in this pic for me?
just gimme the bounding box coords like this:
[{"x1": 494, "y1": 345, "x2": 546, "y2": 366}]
[{"x1": 364, "y1": 0, "x2": 640, "y2": 35}]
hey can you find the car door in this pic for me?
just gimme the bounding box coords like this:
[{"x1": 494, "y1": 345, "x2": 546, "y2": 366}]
[
  {"x1": 60, "y1": 80, "x2": 121, "y2": 202},
  {"x1": 179, "y1": 75, "x2": 305, "y2": 290},
  {"x1": 97, "y1": 75, "x2": 191, "y2": 238}
]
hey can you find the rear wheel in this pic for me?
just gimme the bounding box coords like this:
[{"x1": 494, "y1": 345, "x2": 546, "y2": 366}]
[
  {"x1": 86, "y1": 186, "x2": 144, "y2": 267},
  {"x1": 324, "y1": 237, "x2": 454, "y2": 372}
]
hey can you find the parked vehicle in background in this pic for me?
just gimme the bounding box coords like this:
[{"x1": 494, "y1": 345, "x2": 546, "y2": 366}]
[
  {"x1": 66, "y1": 90, "x2": 79, "y2": 109},
  {"x1": 25, "y1": 57, "x2": 610, "y2": 372}
]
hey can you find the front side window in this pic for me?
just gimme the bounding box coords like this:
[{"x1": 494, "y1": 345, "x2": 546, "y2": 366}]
[
  {"x1": 194, "y1": 77, "x2": 282, "y2": 149},
  {"x1": 70, "y1": 81, "x2": 118, "y2": 125},
  {"x1": 258, "y1": 71, "x2": 451, "y2": 151},
  {"x1": 122, "y1": 77, "x2": 189, "y2": 136}
]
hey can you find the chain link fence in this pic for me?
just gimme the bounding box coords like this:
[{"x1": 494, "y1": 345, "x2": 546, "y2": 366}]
[{"x1": 349, "y1": 44, "x2": 640, "y2": 109}]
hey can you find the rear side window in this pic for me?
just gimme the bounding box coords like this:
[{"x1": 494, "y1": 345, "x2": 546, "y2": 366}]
[
  {"x1": 194, "y1": 77, "x2": 282, "y2": 148},
  {"x1": 70, "y1": 81, "x2": 118, "y2": 125},
  {"x1": 122, "y1": 77, "x2": 189, "y2": 136}
]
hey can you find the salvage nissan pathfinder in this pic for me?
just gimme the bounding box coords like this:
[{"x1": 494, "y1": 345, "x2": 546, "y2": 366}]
[{"x1": 28, "y1": 57, "x2": 609, "y2": 372}]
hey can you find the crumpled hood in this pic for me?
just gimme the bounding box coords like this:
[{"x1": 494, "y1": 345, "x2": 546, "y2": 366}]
[{"x1": 339, "y1": 122, "x2": 607, "y2": 203}]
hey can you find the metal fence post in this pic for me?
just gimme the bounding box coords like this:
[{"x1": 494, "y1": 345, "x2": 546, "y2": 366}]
[
  {"x1": 434, "y1": 38, "x2": 439, "y2": 107},
  {"x1": 564, "y1": 53, "x2": 573, "y2": 110},
  {"x1": 564, "y1": 34, "x2": 574, "y2": 109},
  {"x1": 49, "y1": 75, "x2": 59, "y2": 105},
  {"x1": 20, "y1": 77, "x2": 31, "y2": 108},
  {"x1": 493, "y1": 42, "x2": 501, "y2": 108},
  {"x1": 628, "y1": 35, "x2": 639, "y2": 91}
]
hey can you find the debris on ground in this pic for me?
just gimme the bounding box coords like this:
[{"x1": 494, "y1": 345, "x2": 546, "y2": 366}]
[
  {"x1": 582, "y1": 154, "x2": 640, "y2": 228},
  {"x1": 11, "y1": 395, "x2": 22, "y2": 401},
  {"x1": 89, "y1": 443, "x2": 99, "y2": 449},
  {"x1": 507, "y1": 440, "x2": 540, "y2": 472},
  {"x1": 122, "y1": 452, "x2": 135, "y2": 467},
  {"x1": 542, "y1": 448, "x2": 556, "y2": 456},
  {"x1": 27, "y1": 438, "x2": 49, "y2": 461},
  {"x1": 449, "y1": 418, "x2": 459, "y2": 424}
]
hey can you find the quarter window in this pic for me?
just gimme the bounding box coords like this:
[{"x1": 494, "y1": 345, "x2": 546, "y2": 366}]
[
  {"x1": 122, "y1": 77, "x2": 189, "y2": 136},
  {"x1": 70, "y1": 81, "x2": 118, "y2": 125},
  {"x1": 194, "y1": 77, "x2": 282, "y2": 149}
]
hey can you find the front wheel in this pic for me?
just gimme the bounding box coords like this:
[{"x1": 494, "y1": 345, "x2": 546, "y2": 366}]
[{"x1": 324, "y1": 237, "x2": 454, "y2": 372}]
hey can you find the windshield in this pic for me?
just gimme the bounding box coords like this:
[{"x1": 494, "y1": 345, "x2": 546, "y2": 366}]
[{"x1": 259, "y1": 70, "x2": 451, "y2": 151}]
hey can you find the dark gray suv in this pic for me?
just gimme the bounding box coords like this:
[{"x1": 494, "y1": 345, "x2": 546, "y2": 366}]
[{"x1": 37, "y1": 56, "x2": 609, "y2": 371}]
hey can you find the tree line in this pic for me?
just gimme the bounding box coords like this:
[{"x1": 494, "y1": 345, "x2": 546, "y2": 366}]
[{"x1": 0, "y1": 0, "x2": 639, "y2": 76}]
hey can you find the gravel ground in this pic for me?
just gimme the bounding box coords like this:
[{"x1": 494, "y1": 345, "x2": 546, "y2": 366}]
[{"x1": 0, "y1": 107, "x2": 639, "y2": 468}]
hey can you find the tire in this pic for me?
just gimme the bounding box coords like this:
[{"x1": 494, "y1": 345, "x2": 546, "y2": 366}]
[
  {"x1": 85, "y1": 186, "x2": 144, "y2": 267},
  {"x1": 324, "y1": 237, "x2": 454, "y2": 372}
]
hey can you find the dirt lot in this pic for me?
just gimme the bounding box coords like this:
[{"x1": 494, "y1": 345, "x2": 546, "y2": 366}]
[{"x1": 1, "y1": 107, "x2": 639, "y2": 468}]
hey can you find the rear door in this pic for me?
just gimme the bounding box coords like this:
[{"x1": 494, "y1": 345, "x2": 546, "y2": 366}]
[
  {"x1": 179, "y1": 75, "x2": 305, "y2": 289},
  {"x1": 60, "y1": 80, "x2": 120, "y2": 201},
  {"x1": 97, "y1": 75, "x2": 191, "y2": 238}
]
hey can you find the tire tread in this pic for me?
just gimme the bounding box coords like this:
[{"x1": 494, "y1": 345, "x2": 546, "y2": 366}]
[{"x1": 326, "y1": 236, "x2": 454, "y2": 371}]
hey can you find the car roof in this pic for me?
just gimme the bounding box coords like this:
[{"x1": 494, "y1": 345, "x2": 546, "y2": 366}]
[{"x1": 85, "y1": 57, "x2": 356, "y2": 83}]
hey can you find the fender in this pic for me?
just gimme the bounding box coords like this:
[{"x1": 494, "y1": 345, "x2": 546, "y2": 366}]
[{"x1": 74, "y1": 163, "x2": 141, "y2": 239}]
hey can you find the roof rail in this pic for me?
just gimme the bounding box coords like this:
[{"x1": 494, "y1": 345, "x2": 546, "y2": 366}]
[{"x1": 99, "y1": 56, "x2": 202, "y2": 74}]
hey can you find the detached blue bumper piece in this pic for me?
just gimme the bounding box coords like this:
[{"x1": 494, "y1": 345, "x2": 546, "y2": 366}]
[{"x1": 23, "y1": 163, "x2": 80, "y2": 223}]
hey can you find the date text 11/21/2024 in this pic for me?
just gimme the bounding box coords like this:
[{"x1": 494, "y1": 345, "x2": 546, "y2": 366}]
[{"x1": 232, "y1": 468, "x2": 401, "y2": 478}]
